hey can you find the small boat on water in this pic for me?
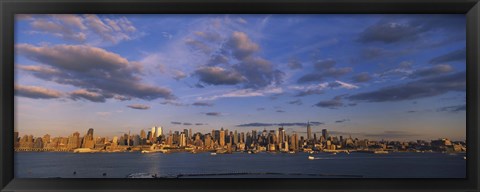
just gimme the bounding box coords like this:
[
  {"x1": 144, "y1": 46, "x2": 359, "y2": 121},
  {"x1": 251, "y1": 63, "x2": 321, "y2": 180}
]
[
  {"x1": 308, "y1": 156, "x2": 315, "y2": 160},
  {"x1": 210, "y1": 152, "x2": 217, "y2": 156},
  {"x1": 332, "y1": 152, "x2": 337, "y2": 155},
  {"x1": 464, "y1": 156, "x2": 467, "y2": 160}
]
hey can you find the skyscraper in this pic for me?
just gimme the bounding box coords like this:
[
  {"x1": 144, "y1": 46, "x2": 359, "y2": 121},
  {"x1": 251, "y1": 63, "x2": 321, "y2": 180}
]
[
  {"x1": 82, "y1": 128, "x2": 95, "y2": 149},
  {"x1": 180, "y1": 132, "x2": 186, "y2": 147},
  {"x1": 156, "y1": 126, "x2": 163, "y2": 137},
  {"x1": 220, "y1": 128, "x2": 225, "y2": 147},
  {"x1": 140, "y1": 130, "x2": 146, "y2": 139},
  {"x1": 307, "y1": 122, "x2": 312, "y2": 141},
  {"x1": 151, "y1": 127, "x2": 156, "y2": 139},
  {"x1": 322, "y1": 129, "x2": 328, "y2": 141},
  {"x1": 278, "y1": 127, "x2": 285, "y2": 144}
]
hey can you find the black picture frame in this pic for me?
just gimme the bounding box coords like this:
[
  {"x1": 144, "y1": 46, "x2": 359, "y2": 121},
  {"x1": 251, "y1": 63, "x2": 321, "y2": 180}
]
[{"x1": 1, "y1": 0, "x2": 479, "y2": 191}]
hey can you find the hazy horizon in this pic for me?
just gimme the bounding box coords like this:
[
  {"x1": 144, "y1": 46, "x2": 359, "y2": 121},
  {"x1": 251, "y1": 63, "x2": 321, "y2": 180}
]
[{"x1": 14, "y1": 14, "x2": 466, "y2": 141}]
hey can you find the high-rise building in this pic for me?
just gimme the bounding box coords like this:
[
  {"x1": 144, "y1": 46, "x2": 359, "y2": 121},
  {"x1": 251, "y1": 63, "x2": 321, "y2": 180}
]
[
  {"x1": 42, "y1": 134, "x2": 51, "y2": 145},
  {"x1": 156, "y1": 126, "x2": 163, "y2": 137},
  {"x1": 278, "y1": 127, "x2": 285, "y2": 144},
  {"x1": 112, "y1": 136, "x2": 118, "y2": 148},
  {"x1": 67, "y1": 132, "x2": 80, "y2": 149},
  {"x1": 151, "y1": 127, "x2": 156, "y2": 139},
  {"x1": 140, "y1": 130, "x2": 146, "y2": 139},
  {"x1": 233, "y1": 130, "x2": 238, "y2": 144},
  {"x1": 180, "y1": 132, "x2": 187, "y2": 147},
  {"x1": 33, "y1": 138, "x2": 43, "y2": 149},
  {"x1": 307, "y1": 122, "x2": 312, "y2": 141},
  {"x1": 220, "y1": 128, "x2": 225, "y2": 147},
  {"x1": 322, "y1": 129, "x2": 328, "y2": 141},
  {"x1": 133, "y1": 135, "x2": 141, "y2": 146},
  {"x1": 82, "y1": 128, "x2": 95, "y2": 149},
  {"x1": 184, "y1": 129, "x2": 189, "y2": 140}
]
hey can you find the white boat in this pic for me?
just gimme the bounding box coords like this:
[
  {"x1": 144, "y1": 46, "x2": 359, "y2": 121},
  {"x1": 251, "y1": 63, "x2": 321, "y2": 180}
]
[
  {"x1": 374, "y1": 150, "x2": 389, "y2": 154},
  {"x1": 464, "y1": 156, "x2": 467, "y2": 160},
  {"x1": 308, "y1": 156, "x2": 315, "y2": 160},
  {"x1": 332, "y1": 152, "x2": 337, "y2": 155},
  {"x1": 210, "y1": 152, "x2": 217, "y2": 156}
]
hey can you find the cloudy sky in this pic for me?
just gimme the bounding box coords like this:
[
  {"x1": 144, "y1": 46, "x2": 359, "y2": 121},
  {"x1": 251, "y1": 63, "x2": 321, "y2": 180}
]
[{"x1": 14, "y1": 14, "x2": 466, "y2": 141}]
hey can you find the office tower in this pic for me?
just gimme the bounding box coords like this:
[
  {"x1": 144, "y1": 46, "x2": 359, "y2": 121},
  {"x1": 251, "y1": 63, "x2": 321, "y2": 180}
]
[
  {"x1": 322, "y1": 129, "x2": 328, "y2": 141},
  {"x1": 133, "y1": 135, "x2": 141, "y2": 146},
  {"x1": 42, "y1": 134, "x2": 50, "y2": 145},
  {"x1": 290, "y1": 133, "x2": 299, "y2": 151},
  {"x1": 151, "y1": 127, "x2": 156, "y2": 139},
  {"x1": 278, "y1": 127, "x2": 285, "y2": 144},
  {"x1": 211, "y1": 130, "x2": 215, "y2": 140},
  {"x1": 156, "y1": 126, "x2": 163, "y2": 137},
  {"x1": 233, "y1": 130, "x2": 238, "y2": 144},
  {"x1": 240, "y1": 132, "x2": 245, "y2": 143},
  {"x1": 67, "y1": 132, "x2": 80, "y2": 149},
  {"x1": 220, "y1": 128, "x2": 225, "y2": 147},
  {"x1": 180, "y1": 132, "x2": 187, "y2": 147},
  {"x1": 184, "y1": 129, "x2": 189, "y2": 140},
  {"x1": 313, "y1": 133, "x2": 317, "y2": 143},
  {"x1": 205, "y1": 134, "x2": 212, "y2": 149},
  {"x1": 252, "y1": 130, "x2": 257, "y2": 142},
  {"x1": 33, "y1": 137, "x2": 43, "y2": 149},
  {"x1": 112, "y1": 136, "x2": 118, "y2": 148},
  {"x1": 140, "y1": 130, "x2": 146, "y2": 139},
  {"x1": 189, "y1": 128, "x2": 192, "y2": 139},
  {"x1": 307, "y1": 122, "x2": 312, "y2": 141},
  {"x1": 82, "y1": 128, "x2": 95, "y2": 149}
]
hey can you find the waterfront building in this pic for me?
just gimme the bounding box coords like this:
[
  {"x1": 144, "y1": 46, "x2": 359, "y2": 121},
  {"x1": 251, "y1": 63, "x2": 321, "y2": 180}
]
[
  {"x1": 322, "y1": 129, "x2": 328, "y2": 141},
  {"x1": 33, "y1": 138, "x2": 43, "y2": 149},
  {"x1": 180, "y1": 132, "x2": 187, "y2": 147},
  {"x1": 140, "y1": 130, "x2": 146, "y2": 139},
  {"x1": 156, "y1": 126, "x2": 163, "y2": 138},
  {"x1": 220, "y1": 128, "x2": 225, "y2": 147},
  {"x1": 82, "y1": 128, "x2": 95, "y2": 149}
]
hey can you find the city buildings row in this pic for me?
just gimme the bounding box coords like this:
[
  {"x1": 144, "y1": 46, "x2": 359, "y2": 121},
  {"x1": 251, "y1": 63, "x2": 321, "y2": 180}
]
[{"x1": 14, "y1": 123, "x2": 467, "y2": 153}]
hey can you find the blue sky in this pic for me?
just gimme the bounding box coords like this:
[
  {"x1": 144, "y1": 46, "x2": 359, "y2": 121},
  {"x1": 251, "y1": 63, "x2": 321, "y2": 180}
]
[{"x1": 14, "y1": 14, "x2": 466, "y2": 141}]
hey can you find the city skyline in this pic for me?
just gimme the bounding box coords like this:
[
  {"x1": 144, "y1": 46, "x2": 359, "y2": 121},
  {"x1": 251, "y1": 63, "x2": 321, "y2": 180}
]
[{"x1": 14, "y1": 14, "x2": 466, "y2": 141}]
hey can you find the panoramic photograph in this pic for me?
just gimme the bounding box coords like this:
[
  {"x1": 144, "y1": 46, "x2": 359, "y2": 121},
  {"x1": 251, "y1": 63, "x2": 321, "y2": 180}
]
[{"x1": 14, "y1": 14, "x2": 466, "y2": 178}]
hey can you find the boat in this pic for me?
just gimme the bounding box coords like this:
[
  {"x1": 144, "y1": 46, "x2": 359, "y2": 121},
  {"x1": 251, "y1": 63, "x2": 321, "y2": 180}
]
[
  {"x1": 308, "y1": 156, "x2": 315, "y2": 160},
  {"x1": 374, "y1": 150, "x2": 389, "y2": 154},
  {"x1": 464, "y1": 156, "x2": 467, "y2": 160},
  {"x1": 332, "y1": 152, "x2": 337, "y2": 155},
  {"x1": 210, "y1": 152, "x2": 217, "y2": 156}
]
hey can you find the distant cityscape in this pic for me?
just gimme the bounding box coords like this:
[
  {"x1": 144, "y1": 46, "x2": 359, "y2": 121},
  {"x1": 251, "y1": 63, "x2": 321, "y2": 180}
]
[{"x1": 14, "y1": 123, "x2": 467, "y2": 154}]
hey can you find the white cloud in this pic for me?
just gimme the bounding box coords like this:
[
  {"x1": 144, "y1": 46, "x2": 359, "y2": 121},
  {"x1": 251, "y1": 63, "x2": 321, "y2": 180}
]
[{"x1": 197, "y1": 86, "x2": 283, "y2": 101}]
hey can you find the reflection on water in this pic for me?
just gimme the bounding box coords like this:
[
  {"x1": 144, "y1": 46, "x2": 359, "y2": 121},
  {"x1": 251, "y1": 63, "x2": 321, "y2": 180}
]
[{"x1": 15, "y1": 152, "x2": 466, "y2": 178}]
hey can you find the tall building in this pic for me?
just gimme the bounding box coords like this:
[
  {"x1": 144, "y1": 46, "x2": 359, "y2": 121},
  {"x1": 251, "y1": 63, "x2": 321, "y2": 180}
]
[
  {"x1": 151, "y1": 127, "x2": 156, "y2": 139},
  {"x1": 67, "y1": 132, "x2": 80, "y2": 149},
  {"x1": 140, "y1": 130, "x2": 146, "y2": 139},
  {"x1": 184, "y1": 129, "x2": 189, "y2": 140},
  {"x1": 307, "y1": 122, "x2": 312, "y2": 141},
  {"x1": 33, "y1": 138, "x2": 43, "y2": 149},
  {"x1": 278, "y1": 127, "x2": 285, "y2": 144},
  {"x1": 156, "y1": 126, "x2": 163, "y2": 137},
  {"x1": 219, "y1": 128, "x2": 225, "y2": 147},
  {"x1": 82, "y1": 128, "x2": 95, "y2": 149},
  {"x1": 233, "y1": 130, "x2": 238, "y2": 144},
  {"x1": 179, "y1": 132, "x2": 187, "y2": 147},
  {"x1": 322, "y1": 129, "x2": 328, "y2": 141}
]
